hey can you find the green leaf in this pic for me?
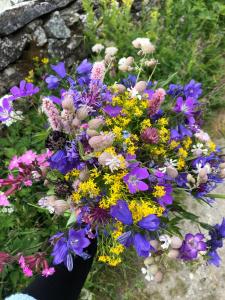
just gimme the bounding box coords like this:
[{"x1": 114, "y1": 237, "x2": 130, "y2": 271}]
[{"x1": 66, "y1": 212, "x2": 76, "y2": 227}]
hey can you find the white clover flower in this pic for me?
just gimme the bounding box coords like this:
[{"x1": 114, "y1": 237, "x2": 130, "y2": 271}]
[
  {"x1": 3, "y1": 110, "x2": 24, "y2": 127},
  {"x1": 92, "y1": 43, "x2": 105, "y2": 53},
  {"x1": 1, "y1": 205, "x2": 14, "y2": 214},
  {"x1": 159, "y1": 235, "x2": 171, "y2": 249},
  {"x1": 132, "y1": 38, "x2": 155, "y2": 54},
  {"x1": 118, "y1": 57, "x2": 134, "y2": 72},
  {"x1": 105, "y1": 156, "x2": 121, "y2": 172},
  {"x1": 105, "y1": 46, "x2": 118, "y2": 57}
]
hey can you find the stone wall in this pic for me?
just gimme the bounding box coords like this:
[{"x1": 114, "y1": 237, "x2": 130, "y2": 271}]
[{"x1": 0, "y1": 0, "x2": 90, "y2": 95}]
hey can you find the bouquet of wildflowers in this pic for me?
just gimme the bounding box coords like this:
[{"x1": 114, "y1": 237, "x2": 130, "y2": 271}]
[{"x1": 1, "y1": 38, "x2": 225, "y2": 282}]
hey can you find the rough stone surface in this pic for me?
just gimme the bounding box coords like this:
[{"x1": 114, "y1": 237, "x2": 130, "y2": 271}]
[
  {"x1": 0, "y1": 0, "x2": 76, "y2": 36},
  {"x1": 44, "y1": 11, "x2": 71, "y2": 39},
  {"x1": 61, "y1": 5, "x2": 81, "y2": 27},
  {"x1": 33, "y1": 25, "x2": 47, "y2": 46},
  {"x1": 0, "y1": 33, "x2": 29, "y2": 70}
]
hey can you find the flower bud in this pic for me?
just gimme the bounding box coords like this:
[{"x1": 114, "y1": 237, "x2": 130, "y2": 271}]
[
  {"x1": 72, "y1": 117, "x2": 81, "y2": 128},
  {"x1": 219, "y1": 163, "x2": 225, "y2": 169},
  {"x1": 134, "y1": 81, "x2": 147, "y2": 94},
  {"x1": 79, "y1": 167, "x2": 90, "y2": 182},
  {"x1": 114, "y1": 84, "x2": 126, "y2": 94},
  {"x1": 198, "y1": 174, "x2": 208, "y2": 184},
  {"x1": 89, "y1": 133, "x2": 114, "y2": 152},
  {"x1": 88, "y1": 117, "x2": 105, "y2": 130},
  {"x1": 220, "y1": 169, "x2": 225, "y2": 178},
  {"x1": 53, "y1": 200, "x2": 69, "y2": 215},
  {"x1": 199, "y1": 168, "x2": 207, "y2": 178},
  {"x1": 150, "y1": 240, "x2": 159, "y2": 250},
  {"x1": 166, "y1": 166, "x2": 178, "y2": 178},
  {"x1": 62, "y1": 93, "x2": 75, "y2": 112},
  {"x1": 168, "y1": 249, "x2": 179, "y2": 259},
  {"x1": 87, "y1": 129, "x2": 99, "y2": 137},
  {"x1": 76, "y1": 106, "x2": 90, "y2": 120},
  {"x1": 45, "y1": 195, "x2": 57, "y2": 207},
  {"x1": 145, "y1": 59, "x2": 157, "y2": 67},
  {"x1": 187, "y1": 174, "x2": 195, "y2": 183},
  {"x1": 170, "y1": 236, "x2": 182, "y2": 249}
]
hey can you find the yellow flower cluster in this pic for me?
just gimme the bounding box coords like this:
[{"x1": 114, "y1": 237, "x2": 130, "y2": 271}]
[
  {"x1": 157, "y1": 117, "x2": 169, "y2": 126},
  {"x1": 140, "y1": 119, "x2": 151, "y2": 131},
  {"x1": 125, "y1": 136, "x2": 138, "y2": 155},
  {"x1": 110, "y1": 244, "x2": 124, "y2": 255},
  {"x1": 178, "y1": 147, "x2": 188, "y2": 158},
  {"x1": 98, "y1": 255, "x2": 122, "y2": 266},
  {"x1": 41, "y1": 57, "x2": 49, "y2": 64},
  {"x1": 152, "y1": 185, "x2": 166, "y2": 198},
  {"x1": 159, "y1": 127, "x2": 170, "y2": 143},
  {"x1": 129, "y1": 199, "x2": 164, "y2": 223},
  {"x1": 170, "y1": 140, "x2": 180, "y2": 149},
  {"x1": 72, "y1": 179, "x2": 100, "y2": 203},
  {"x1": 99, "y1": 172, "x2": 126, "y2": 209},
  {"x1": 64, "y1": 169, "x2": 80, "y2": 181},
  {"x1": 25, "y1": 70, "x2": 34, "y2": 83},
  {"x1": 182, "y1": 137, "x2": 192, "y2": 150},
  {"x1": 208, "y1": 141, "x2": 216, "y2": 152},
  {"x1": 111, "y1": 221, "x2": 124, "y2": 239}
]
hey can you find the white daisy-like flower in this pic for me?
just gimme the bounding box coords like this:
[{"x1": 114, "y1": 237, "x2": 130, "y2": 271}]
[
  {"x1": 191, "y1": 143, "x2": 208, "y2": 157},
  {"x1": 127, "y1": 87, "x2": 142, "y2": 100}
]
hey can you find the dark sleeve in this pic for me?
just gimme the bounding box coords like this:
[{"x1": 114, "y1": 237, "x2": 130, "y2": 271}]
[{"x1": 23, "y1": 239, "x2": 97, "y2": 300}]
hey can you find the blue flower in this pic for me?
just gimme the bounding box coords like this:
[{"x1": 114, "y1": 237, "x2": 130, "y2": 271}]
[
  {"x1": 133, "y1": 233, "x2": 151, "y2": 257},
  {"x1": 117, "y1": 231, "x2": 133, "y2": 247},
  {"x1": 68, "y1": 229, "x2": 90, "y2": 256},
  {"x1": 167, "y1": 84, "x2": 183, "y2": 97},
  {"x1": 110, "y1": 200, "x2": 133, "y2": 225},
  {"x1": 51, "y1": 62, "x2": 66, "y2": 78},
  {"x1": 76, "y1": 59, "x2": 92, "y2": 75},
  {"x1": 137, "y1": 214, "x2": 160, "y2": 231},
  {"x1": 120, "y1": 74, "x2": 137, "y2": 88},
  {"x1": 184, "y1": 80, "x2": 202, "y2": 99},
  {"x1": 208, "y1": 250, "x2": 221, "y2": 267},
  {"x1": 45, "y1": 75, "x2": 59, "y2": 89},
  {"x1": 10, "y1": 80, "x2": 39, "y2": 98}
]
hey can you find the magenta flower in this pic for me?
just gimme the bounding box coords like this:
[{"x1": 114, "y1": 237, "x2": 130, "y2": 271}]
[
  {"x1": 0, "y1": 194, "x2": 10, "y2": 206},
  {"x1": 42, "y1": 267, "x2": 55, "y2": 277},
  {"x1": 123, "y1": 167, "x2": 149, "y2": 194}
]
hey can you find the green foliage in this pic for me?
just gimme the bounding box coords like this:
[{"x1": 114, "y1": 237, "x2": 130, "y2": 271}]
[{"x1": 82, "y1": 0, "x2": 225, "y2": 109}]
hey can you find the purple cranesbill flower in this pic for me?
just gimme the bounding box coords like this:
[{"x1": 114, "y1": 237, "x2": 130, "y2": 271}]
[
  {"x1": 103, "y1": 105, "x2": 122, "y2": 117},
  {"x1": 76, "y1": 59, "x2": 92, "y2": 75},
  {"x1": 123, "y1": 167, "x2": 149, "y2": 194},
  {"x1": 167, "y1": 83, "x2": 183, "y2": 97},
  {"x1": 45, "y1": 75, "x2": 59, "y2": 89},
  {"x1": 174, "y1": 97, "x2": 197, "y2": 116},
  {"x1": 68, "y1": 229, "x2": 90, "y2": 256},
  {"x1": 179, "y1": 233, "x2": 206, "y2": 260},
  {"x1": 51, "y1": 62, "x2": 66, "y2": 78},
  {"x1": 0, "y1": 97, "x2": 13, "y2": 121},
  {"x1": 184, "y1": 80, "x2": 202, "y2": 99},
  {"x1": 10, "y1": 80, "x2": 39, "y2": 98},
  {"x1": 133, "y1": 233, "x2": 151, "y2": 257},
  {"x1": 137, "y1": 214, "x2": 160, "y2": 231},
  {"x1": 110, "y1": 200, "x2": 133, "y2": 225},
  {"x1": 208, "y1": 250, "x2": 221, "y2": 267}
]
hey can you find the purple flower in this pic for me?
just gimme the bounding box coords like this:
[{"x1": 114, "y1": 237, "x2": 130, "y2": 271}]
[
  {"x1": 138, "y1": 214, "x2": 160, "y2": 231},
  {"x1": 45, "y1": 75, "x2": 60, "y2": 89},
  {"x1": 207, "y1": 218, "x2": 225, "y2": 251},
  {"x1": 123, "y1": 167, "x2": 149, "y2": 194},
  {"x1": 76, "y1": 59, "x2": 92, "y2": 75},
  {"x1": 51, "y1": 62, "x2": 66, "y2": 78},
  {"x1": 68, "y1": 229, "x2": 90, "y2": 256},
  {"x1": 0, "y1": 97, "x2": 13, "y2": 121},
  {"x1": 110, "y1": 200, "x2": 133, "y2": 225},
  {"x1": 174, "y1": 97, "x2": 197, "y2": 116},
  {"x1": 65, "y1": 140, "x2": 79, "y2": 162},
  {"x1": 51, "y1": 236, "x2": 68, "y2": 265},
  {"x1": 10, "y1": 80, "x2": 39, "y2": 98},
  {"x1": 184, "y1": 80, "x2": 202, "y2": 99},
  {"x1": 133, "y1": 233, "x2": 151, "y2": 257},
  {"x1": 104, "y1": 105, "x2": 122, "y2": 117},
  {"x1": 117, "y1": 231, "x2": 133, "y2": 247},
  {"x1": 218, "y1": 218, "x2": 225, "y2": 238},
  {"x1": 167, "y1": 84, "x2": 183, "y2": 97},
  {"x1": 178, "y1": 125, "x2": 193, "y2": 138},
  {"x1": 179, "y1": 233, "x2": 206, "y2": 260},
  {"x1": 208, "y1": 250, "x2": 221, "y2": 267},
  {"x1": 157, "y1": 185, "x2": 173, "y2": 207}
]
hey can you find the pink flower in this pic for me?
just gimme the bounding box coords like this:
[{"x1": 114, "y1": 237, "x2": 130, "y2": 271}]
[
  {"x1": 0, "y1": 252, "x2": 11, "y2": 272},
  {"x1": 42, "y1": 267, "x2": 55, "y2": 277},
  {"x1": 0, "y1": 194, "x2": 10, "y2": 206},
  {"x1": 42, "y1": 97, "x2": 62, "y2": 131},
  {"x1": 19, "y1": 150, "x2": 37, "y2": 165},
  {"x1": 9, "y1": 156, "x2": 19, "y2": 170},
  {"x1": 18, "y1": 256, "x2": 26, "y2": 268},
  {"x1": 24, "y1": 180, "x2": 32, "y2": 186},
  {"x1": 23, "y1": 266, "x2": 33, "y2": 277},
  {"x1": 90, "y1": 61, "x2": 105, "y2": 82}
]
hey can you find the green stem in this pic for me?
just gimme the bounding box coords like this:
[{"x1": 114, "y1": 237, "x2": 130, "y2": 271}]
[{"x1": 206, "y1": 193, "x2": 225, "y2": 199}]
